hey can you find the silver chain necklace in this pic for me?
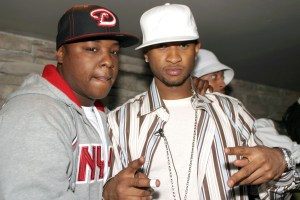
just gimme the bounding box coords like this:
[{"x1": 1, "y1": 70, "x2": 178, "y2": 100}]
[{"x1": 157, "y1": 110, "x2": 198, "y2": 200}]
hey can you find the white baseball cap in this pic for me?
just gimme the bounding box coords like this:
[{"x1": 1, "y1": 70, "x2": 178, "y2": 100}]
[
  {"x1": 135, "y1": 3, "x2": 199, "y2": 50},
  {"x1": 191, "y1": 49, "x2": 235, "y2": 85}
]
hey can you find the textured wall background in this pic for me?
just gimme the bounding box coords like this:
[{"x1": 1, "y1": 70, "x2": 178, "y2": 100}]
[{"x1": 1, "y1": 31, "x2": 299, "y2": 120}]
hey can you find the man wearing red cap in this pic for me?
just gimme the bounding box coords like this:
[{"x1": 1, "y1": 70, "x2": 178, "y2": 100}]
[{"x1": 0, "y1": 4, "x2": 154, "y2": 200}]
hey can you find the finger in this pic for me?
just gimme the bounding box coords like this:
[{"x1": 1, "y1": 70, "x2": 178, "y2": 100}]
[
  {"x1": 120, "y1": 196, "x2": 152, "y2": 200},
  {"x1": 134, "y1": 172, "x2": 148, "y2": 179},
  {"x1": 207, "y1": 85, "x2": 213, "y2": 93},
  {"x1": 114, "y1": 177, "x2": 157, "y2": 198},
  {"x1": 191, "y1": 76, "x2": 199, "y2": 88},
  {"x1": 135, "y1": 175, "x2": 159, "y2": 189},
  {"x1": 238, "y1": 167, "x2": 267, "y2": 185},
  {"x1": 197, "y1": 79, "x2": 210, "y2": 95},
  {"x1": 126, "y1": 156, "x2": 146, "y2": 174},
  {"x1": 225, "y1": 146, "x2": 251, "y2": 157},
  {"x1": 191, "y1": 77, "x2": 210, "y2": 95},
  {"x1": 233, "y1": 158, "x2": 249, "y2": 168},
  {"x1": 227, "y1": 161, "x2": 259, "y2": 188},
  {"x1": 245, "y1": 175, "x2": 272, "y2": 185},
  {"x1": 120, "y1": 186, "x2": 154, "y2": 199},
  {"x1": 150, "y1": 179, "x2": 160, "y2": 188},
  {"x1": 129, "y1": 177, "x2": 160, "y2": 188}
]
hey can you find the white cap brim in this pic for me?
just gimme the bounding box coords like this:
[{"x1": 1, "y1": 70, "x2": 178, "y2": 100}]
[
  {"x1": 135, "y1": 36, "x2": 199, "y2": 50},
  {"x1": 191, "y1": 62, "x2": 234, "y2": 85}
]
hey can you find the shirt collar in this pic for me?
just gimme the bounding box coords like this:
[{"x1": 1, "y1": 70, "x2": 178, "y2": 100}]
[
  {"x1": 139, "y1": 79, "x2": 164, "y2": 116},
  {"x1": 139, "y1": 78, "x2": 214, "y2": 116}
]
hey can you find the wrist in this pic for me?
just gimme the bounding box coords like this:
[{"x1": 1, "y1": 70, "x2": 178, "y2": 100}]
[
  {"x1": 103, "y1": 177, "x2": 116, "y2": 199},
  {"x1": 276, "y1": 147, "x2": 296, "y2": 172}
]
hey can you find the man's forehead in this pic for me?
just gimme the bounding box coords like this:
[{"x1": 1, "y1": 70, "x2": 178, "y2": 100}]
[
  {"x1": 146, "y1": 40, "x2": 197, "y2": 50},
  {"x1": 160, "y1": 40, "x2": 196, "y2": 46}
]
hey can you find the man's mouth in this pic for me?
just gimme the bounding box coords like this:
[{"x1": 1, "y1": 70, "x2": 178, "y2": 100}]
[
  {"x1": 94, "y1": 75, "x2": 112, "y2": 81},
  {"x1": 165, "y1": 66, "x2": 182, "y2": 76}
]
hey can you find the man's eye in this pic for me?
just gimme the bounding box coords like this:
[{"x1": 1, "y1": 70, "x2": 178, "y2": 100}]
[
  {"x1": 86, "y1": 48, "x2": 97, "y2": 52},
  {"x1": 211, "y1": 75, "x2": 217, "y2": 80},
  {"x1": 180, "y1": 43, "x2": 188, "y2": 48},
  {"x1": 158, "y1": 44, "x2": 167, "y2": 49},
  {"x1": 111, "y1": 50, "x2": 119, "y2": 55}
]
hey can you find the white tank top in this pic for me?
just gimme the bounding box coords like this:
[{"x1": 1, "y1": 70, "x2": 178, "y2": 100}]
[{"x1": 148, "y1": 97, "x2": 199, "y2": 199}]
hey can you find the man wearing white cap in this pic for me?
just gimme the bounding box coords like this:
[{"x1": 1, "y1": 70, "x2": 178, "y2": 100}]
[
  {"x1": 192, "y1": 49, "x2": 300, "y2": 198},
  {"x1": 192, "y1": 49, "x2": 300, "y2": 164},
  {"x1": 192, "y1": 49, "x2": 234, "y2": 94},
  {"x1": 106, "y1": 3, "x2": 298, "y2": 199}
]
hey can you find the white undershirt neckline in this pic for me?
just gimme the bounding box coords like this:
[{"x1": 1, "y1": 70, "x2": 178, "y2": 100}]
[{"x1": 82, "y1": 106, "x2": 109, "y2": 182}]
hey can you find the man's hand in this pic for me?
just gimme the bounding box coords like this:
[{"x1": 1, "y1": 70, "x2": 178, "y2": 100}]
[
  {"x1": 191, "y1": 77, "x2": 212, "y2": 95},
  {"x1": 103, "y1": 156, "x2": 160, "y2": 200},
  {"x1": 225, "y1": 146, "x2": 286, "y2": 188}
]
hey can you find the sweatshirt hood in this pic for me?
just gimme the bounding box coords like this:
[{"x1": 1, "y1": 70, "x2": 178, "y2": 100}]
[{"x1": 6, "y1": 65, "x2": 104, "y2": 112}]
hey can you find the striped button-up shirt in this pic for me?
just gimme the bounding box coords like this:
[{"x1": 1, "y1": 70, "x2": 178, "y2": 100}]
[{"x1": 108, "y1": 80, "x2": 298, "y2": 199}]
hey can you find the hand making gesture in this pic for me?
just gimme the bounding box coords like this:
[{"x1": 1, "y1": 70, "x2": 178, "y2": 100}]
[{"x1": 103, "y1": 156, "x2": 160, "y2": 199}]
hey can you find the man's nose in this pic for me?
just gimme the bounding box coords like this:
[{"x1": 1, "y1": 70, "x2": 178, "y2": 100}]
[
  {"x1": 166, "y1": 47, "x2": 182, "y2": 63},
  {"x1": 98, "y1": 52, "x2": 114, "y2": 68}
]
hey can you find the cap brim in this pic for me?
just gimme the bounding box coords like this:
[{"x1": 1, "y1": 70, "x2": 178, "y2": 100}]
[
  {"x1": 135, "y1": 36, "x2": 199, "y2": 50},
  {"x1": 223, "y1": 68, "x2": 234, "y2": 85},
  {"x1": 112, "y1": 33, "x2": 140, "y2": 47},
  {"x1": 62, "y1": 32, "x2": 139, "y2": 48}
]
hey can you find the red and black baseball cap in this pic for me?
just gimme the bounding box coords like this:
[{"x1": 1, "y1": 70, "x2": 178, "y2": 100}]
[{"x1": 56, "y1": 5, "x2": 139, "y2": 50}]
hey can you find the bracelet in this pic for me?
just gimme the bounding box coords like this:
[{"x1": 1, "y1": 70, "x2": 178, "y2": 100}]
[{"x1": 278, "y1": 147, "x2": 296, "y2": 172}]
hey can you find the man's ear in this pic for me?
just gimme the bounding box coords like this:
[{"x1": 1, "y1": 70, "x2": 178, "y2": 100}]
[
  {"x1": 56, "y1": 46, "x2": 65, "y2": 64},
  {"x1": 195, "y1": 39, "x2": 201, "y2": 54},
  {"x1": 144, "y1": 55, "x2": 149, "y2": 63}
]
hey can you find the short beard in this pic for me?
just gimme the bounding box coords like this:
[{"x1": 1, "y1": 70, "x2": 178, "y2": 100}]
[{"x1": 160, "y1": 75, "x2": 190, "y2": 87}]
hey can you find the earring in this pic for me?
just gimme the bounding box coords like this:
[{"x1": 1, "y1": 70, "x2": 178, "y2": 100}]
[{"x1": 145, "y1": 58, "x2": 149, "y2": 63}]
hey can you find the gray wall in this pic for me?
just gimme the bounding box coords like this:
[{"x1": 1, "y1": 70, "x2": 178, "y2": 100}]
[{"x1": 1, "y1": 31, "x2": 299, "y2": 120}]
